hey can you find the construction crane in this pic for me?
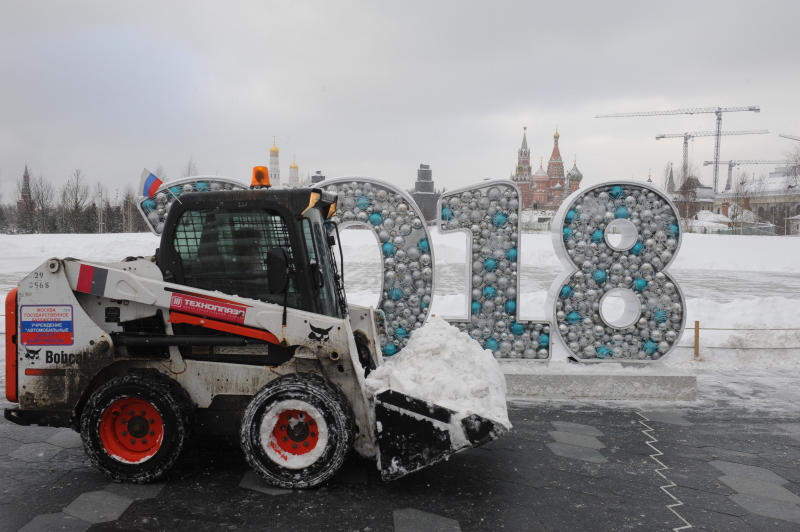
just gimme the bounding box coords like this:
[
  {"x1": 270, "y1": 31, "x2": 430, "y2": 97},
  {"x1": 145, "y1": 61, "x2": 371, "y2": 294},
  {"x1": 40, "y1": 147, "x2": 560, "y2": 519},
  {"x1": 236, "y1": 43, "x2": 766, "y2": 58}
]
[
  {"x1": 702, "y1": 160, "x2": 785, "y2": 191},
  {"x1": 655, "y1": 130, "x2": 769, "y2": 184},
  {"x1": 596, "y1": 106, "x2": 761, "y2": 192},
  {"x1": 779, "y1": 133, "x2": 800, "y2": 142}
]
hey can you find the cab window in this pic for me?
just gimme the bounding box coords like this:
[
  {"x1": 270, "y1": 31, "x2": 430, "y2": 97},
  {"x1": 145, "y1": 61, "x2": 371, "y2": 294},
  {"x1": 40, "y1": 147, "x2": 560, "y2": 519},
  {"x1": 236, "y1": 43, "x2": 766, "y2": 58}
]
[{"x1": 173, "y1": 208, "x2": 299, "y2": 307}]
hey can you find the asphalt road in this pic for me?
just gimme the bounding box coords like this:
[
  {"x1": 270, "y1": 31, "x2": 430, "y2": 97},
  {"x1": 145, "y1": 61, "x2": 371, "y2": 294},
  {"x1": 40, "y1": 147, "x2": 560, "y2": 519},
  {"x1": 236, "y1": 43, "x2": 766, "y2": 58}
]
[{"x1": 2, "y1": 398, "x2": 799, "y2": 532}]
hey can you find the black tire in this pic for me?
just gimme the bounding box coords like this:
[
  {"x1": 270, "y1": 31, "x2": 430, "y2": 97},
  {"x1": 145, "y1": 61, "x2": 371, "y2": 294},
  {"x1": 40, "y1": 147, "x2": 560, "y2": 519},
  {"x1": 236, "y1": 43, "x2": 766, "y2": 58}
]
[
  {"x1": 80, "y1": 374, "x2": 188, "y2": 483},
  {"x1": 240, "y1": 373, "x2": 354, "y2": 489}
]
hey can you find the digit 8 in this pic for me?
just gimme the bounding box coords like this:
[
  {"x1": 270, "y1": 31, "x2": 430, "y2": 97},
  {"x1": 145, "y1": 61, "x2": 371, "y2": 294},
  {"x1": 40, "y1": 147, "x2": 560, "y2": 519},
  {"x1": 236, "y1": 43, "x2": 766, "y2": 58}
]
[
  {"x1": 320, "y1": 178, "x2": 434, "y2": 355},
  {"x1": 439, "y1": 180, "x2": 550, "y2": 359},
  {"x1": 552, "y1": 182, "x2": 685, "y2": 361}
]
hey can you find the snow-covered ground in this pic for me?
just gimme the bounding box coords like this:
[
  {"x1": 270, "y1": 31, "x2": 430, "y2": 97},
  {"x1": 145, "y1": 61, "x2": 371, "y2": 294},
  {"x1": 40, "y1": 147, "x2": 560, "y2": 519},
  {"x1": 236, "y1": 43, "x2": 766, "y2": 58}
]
[{"x1": 2, "y1": 230, "x2": 800, "y2": 414}]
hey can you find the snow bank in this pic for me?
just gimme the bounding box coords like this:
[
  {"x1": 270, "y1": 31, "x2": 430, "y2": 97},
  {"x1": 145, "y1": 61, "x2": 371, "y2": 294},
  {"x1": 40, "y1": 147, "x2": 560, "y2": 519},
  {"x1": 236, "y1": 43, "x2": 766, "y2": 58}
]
[
  {"x1": 365, "y1": 317, "x2": 511, "y2": 429},
  {"x1": 339, "y1": 226, "x2": 800, "y2": 273},
  {"x1": 0, "y1": 233, "x2": 159, "y2": 277}
]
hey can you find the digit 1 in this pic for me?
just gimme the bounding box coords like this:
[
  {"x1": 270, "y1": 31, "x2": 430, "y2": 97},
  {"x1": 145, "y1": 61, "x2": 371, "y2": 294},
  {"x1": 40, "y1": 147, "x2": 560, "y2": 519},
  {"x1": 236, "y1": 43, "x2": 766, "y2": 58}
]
[{"x1": 438, "y1": 180, "x2": 550, "y2": 358}]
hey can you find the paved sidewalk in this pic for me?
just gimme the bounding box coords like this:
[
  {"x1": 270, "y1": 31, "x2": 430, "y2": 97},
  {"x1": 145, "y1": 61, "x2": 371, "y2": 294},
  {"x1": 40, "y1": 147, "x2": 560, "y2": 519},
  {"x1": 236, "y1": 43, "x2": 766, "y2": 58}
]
[{"x1": 1, "y1": 399, "x2": 799, "y2": 531}]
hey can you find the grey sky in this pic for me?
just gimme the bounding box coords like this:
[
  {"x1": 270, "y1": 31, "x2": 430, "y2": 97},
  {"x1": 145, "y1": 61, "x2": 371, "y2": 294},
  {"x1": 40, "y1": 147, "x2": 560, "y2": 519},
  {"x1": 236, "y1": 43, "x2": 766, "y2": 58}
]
[{"x1": 2, "y1": 1, "x2": 798, "y2": 202}]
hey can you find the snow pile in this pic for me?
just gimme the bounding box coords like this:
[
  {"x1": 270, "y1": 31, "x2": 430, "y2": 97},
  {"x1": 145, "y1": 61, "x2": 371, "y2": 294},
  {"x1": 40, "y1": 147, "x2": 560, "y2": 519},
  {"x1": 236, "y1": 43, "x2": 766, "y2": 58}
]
[
  {"x1": 365, "y1": 317, "x2": 511, "y2": 429},
  {"x1": 0, "y1": 233, "x2": 159, "y2": 278},
  {"x1": 694, "y1": 210, "x2": 731, "y2": 224}
]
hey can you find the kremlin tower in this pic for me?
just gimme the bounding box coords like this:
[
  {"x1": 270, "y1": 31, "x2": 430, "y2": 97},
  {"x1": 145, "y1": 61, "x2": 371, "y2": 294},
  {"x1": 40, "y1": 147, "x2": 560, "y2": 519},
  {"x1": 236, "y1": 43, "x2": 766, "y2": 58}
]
[
  {"x1": 289, "y1": 159, "x2": 299, "y2": 186},
  {"x1": 269, "y1": 138, "x2": 280, "y2": 187},
  {"x1": 512, "y1": 128, "x2": 582, "y2": 210},
  {"x1": 511, "y1": 127, "x2": 534, "y2": 208}
]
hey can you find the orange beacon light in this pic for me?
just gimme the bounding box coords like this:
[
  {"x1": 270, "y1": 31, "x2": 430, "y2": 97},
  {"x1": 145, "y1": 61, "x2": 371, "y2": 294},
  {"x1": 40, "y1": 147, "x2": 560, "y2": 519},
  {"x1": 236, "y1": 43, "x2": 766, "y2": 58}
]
[{"x1": 251, "y1": 166, "x2": 270, "y2": 188}]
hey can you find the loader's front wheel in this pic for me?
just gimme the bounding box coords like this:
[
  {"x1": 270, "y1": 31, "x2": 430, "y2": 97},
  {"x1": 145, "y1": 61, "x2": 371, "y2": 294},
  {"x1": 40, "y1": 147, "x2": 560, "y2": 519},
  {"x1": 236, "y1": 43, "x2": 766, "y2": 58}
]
[
  {"x1": 80, "y1": 374, "x2": 188, "y2": 483},
  {"x1": 240, "y1": 374, "x2": 354, "y2": 489}
]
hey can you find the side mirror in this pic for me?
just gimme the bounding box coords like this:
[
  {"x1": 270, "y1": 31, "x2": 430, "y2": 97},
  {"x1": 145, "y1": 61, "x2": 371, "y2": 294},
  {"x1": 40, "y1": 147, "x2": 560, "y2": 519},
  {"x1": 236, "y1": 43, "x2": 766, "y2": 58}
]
[{"x1": 267, "y1": 248, "x2": 289, "y2": 293}]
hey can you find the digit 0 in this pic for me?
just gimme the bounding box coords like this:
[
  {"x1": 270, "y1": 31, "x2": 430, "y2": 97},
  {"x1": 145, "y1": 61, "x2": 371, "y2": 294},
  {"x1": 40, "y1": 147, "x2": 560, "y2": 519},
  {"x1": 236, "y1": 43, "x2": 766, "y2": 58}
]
[
  {"x1": 320, "y1": 178, "x2": 434, "y2": 355},
  {"x1": 439, "y1": 181, "x2": 550, "y2": 359},
  {"x1": 553, "y1": 182, "x2": 685, "y2": 361}
]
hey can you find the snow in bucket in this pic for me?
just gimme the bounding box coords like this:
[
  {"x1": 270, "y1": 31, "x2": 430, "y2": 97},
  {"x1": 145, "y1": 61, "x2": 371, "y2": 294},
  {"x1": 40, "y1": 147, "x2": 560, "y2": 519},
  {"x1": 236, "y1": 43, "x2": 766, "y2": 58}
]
[{"x1": 365, "y1": 317, "x2": 511, "y2": 430}]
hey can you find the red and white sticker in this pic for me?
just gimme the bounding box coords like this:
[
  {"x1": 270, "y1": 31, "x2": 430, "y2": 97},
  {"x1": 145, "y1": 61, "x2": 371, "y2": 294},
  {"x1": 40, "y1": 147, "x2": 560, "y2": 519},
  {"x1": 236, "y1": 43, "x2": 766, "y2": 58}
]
[
  {"x1": 169, "y1": 293, "x2": 246, "y2": 324},
  {"x1": 20, "y1": 305, "x2": 74, "y2": 345}
]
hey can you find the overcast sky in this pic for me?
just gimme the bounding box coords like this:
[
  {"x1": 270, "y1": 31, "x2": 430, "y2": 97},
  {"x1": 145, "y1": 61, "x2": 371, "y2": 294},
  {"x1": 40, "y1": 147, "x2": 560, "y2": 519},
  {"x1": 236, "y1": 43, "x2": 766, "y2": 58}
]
[{"x1": 2, "y1": 1, "x2": 799, "y2": 202}]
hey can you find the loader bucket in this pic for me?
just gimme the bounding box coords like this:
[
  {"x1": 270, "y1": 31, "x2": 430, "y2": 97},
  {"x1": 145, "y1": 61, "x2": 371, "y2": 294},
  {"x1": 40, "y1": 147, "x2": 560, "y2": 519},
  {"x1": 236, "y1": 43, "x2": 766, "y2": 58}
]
[{"x1": 374, "y1": 389, "x2": 507, "y2": 480}]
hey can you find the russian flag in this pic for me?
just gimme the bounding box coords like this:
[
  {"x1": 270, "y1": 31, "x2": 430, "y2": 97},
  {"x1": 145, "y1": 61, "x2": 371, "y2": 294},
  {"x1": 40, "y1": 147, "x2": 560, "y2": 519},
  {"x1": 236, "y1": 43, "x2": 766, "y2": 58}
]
[{"x1": 140, "y1": 168, "x2": 163, "y2": 198}]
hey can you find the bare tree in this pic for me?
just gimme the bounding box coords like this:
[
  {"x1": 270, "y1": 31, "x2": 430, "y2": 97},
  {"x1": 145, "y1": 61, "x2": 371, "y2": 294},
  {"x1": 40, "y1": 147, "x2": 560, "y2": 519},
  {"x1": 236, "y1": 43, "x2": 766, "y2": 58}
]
[
  {"x1": 182, "y1": 158, "x2": 198, "y2": 178},
  {"x1": 674, "y1": 176, "x2": 698, "y2": 220},
  {"x1": 30, "y1": 175, "x2": 55, "y2": 233},
  {"x1": 785, "y1": 146, "x2": 800, "y2": 187},
  {"x1": 61, "y1": 169, "x2": 90, "y2": 232},
  {"x1": 94, "y1": 182, "x2": 110, "y2": 233},
  {"x1": 155, "y1": 164, "x2": 167, "y2": 180}
]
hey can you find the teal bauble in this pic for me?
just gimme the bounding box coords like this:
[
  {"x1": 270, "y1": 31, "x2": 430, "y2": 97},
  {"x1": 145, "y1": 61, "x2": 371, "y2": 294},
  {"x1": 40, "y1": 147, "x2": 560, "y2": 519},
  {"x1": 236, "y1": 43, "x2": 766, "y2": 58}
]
[
  {"x1": 593, "y1": 270, "x2": 607, "y2": 284},
  {"x1": 596, "y1": 346, "x2": 613, "y2": 358},
  {"x1": 539, "y1": 334, "x2": 550, "y2": 347},
  {"x1": 383, "y1": 343, "x2": 397, "y2": 356},
  {"x1": 356, "y1": 195, "x2": 371, "y2": 210}
]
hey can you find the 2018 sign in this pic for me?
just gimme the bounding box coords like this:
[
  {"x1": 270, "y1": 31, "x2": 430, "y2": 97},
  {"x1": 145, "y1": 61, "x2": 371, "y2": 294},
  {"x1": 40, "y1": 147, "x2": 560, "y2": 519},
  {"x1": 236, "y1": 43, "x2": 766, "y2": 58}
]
[{"x1": 321, "y1": 178, "x2": 685, "y2": 362}]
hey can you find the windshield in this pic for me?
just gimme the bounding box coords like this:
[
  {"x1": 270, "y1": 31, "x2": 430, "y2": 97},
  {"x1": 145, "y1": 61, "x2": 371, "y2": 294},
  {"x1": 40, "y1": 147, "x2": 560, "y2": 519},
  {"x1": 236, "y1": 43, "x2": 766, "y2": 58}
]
[{"x1": 303, "y1": 209, "x2": 344, "y2": 317}]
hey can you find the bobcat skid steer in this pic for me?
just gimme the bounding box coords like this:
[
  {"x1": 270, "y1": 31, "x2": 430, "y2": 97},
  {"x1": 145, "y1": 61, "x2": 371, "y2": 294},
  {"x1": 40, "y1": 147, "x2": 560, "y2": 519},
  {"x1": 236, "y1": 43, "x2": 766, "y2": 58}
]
[{"x1": 4, "y1": 177, "x2": 505, "y2": 488}]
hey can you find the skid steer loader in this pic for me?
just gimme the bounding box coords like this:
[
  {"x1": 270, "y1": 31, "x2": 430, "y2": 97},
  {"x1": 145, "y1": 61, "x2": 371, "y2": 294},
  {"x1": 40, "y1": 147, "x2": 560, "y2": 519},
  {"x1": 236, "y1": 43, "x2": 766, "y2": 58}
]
[{"x1": 4, "y1": 175, "x2": 505, "y2": 488}]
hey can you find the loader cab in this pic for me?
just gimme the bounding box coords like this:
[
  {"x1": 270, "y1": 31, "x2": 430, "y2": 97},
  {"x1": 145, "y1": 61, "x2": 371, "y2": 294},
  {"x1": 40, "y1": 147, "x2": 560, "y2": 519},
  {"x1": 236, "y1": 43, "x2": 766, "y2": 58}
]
[{"x1": 157, "y1": 188, "x2": 345, "y2": 318}]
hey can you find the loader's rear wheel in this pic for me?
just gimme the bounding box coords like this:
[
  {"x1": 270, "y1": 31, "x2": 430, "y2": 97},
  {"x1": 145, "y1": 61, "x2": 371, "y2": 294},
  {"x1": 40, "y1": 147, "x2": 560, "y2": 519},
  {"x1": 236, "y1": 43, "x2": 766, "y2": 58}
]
[
  {"x1": 81, "y1": 374, "x2": 188, "y2": 483},
  {"x1": 240, "y1": 374, "x2": 354, "y2": 489}
]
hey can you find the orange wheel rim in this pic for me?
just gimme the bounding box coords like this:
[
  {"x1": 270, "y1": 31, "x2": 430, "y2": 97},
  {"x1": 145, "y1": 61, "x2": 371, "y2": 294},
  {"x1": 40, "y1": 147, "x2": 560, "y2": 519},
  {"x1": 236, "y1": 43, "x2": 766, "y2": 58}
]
[{"x1": 99, "y1": 397, "x2": 164, "y2": 463}]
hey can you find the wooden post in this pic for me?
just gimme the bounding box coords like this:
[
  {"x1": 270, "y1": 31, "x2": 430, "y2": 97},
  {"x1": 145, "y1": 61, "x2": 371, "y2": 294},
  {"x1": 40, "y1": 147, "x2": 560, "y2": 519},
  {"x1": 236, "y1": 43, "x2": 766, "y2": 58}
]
[{"x1": 693, "y1": 321, "x2": 700, "y2": 360}]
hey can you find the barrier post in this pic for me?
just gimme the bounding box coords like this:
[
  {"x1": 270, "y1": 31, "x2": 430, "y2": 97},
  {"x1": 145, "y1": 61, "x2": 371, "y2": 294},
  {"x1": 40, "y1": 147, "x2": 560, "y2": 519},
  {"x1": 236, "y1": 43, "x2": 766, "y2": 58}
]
[{"x1": 694, "y1": 321, "x2": 700, "y2": 360}]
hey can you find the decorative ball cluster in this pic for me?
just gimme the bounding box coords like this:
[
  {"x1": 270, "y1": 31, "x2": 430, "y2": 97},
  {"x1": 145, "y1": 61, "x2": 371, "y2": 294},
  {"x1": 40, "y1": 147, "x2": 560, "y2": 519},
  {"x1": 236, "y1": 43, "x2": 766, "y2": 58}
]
[
  {"x1": 555, "y1": 183, "x2": 685, "y2": 360},
  {"x1": 321, "y1": 179, "x2": 433, "y2": 356},
  {"x1": 139, "y1": 178, "x2": 247, "y2": 234},
  {"x1": 440, "y1": 182, "x2": 550, "y2": 359}
]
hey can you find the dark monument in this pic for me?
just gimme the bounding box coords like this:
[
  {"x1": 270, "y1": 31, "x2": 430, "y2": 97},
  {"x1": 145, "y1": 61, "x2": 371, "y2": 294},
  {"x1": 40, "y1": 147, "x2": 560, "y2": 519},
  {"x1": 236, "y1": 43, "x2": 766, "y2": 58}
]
[{"x1": 410, "y1": 164, "x2": 440, "y2": 222}]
